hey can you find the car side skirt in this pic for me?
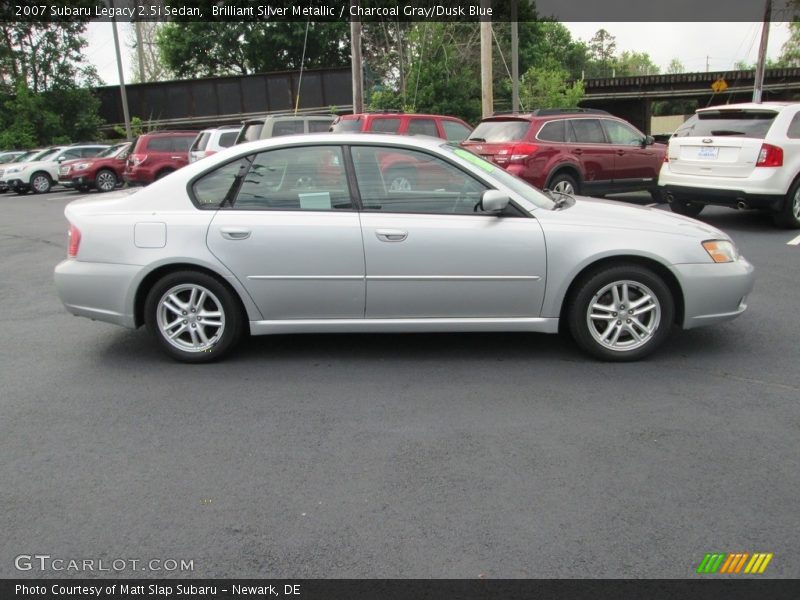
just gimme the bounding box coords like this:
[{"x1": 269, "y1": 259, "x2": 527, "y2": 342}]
[{"x1": 250, "y1": 317, "x2": 559, "y2": 335}]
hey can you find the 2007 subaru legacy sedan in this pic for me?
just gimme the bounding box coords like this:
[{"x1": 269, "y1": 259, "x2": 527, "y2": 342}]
[{"x1": 54, "y1": 134, "x2": 755, "y2": 363}]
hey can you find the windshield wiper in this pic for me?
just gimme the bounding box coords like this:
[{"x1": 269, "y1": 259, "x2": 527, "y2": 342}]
[{"x1": 544, "y1": 188, "x2": 573, "y2": 210}]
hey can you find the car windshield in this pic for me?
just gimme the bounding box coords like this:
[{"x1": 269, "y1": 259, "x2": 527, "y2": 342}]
[
  {"x1": 443, "y1": 144, "x2": 555, "y2": 210},
  {"x1": 97, "y1": 143, "x2": 128, "y2": 158},
  {"x1": 29, "y1": 148, "x2": 61, "y2": 162},
  {"x1": 11, "y1": 151, "x2": 38, "y2": 163},
  {"x1": 467, "y1": 119, "x2": 530, "y2": 142},
  {"x1": 674, "y1": 110, "x2": 777, "y2": 138}
]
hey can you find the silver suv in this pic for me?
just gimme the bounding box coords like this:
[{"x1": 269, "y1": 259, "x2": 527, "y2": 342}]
[{"x1": 234, "y1": 115, "x2": 334, "y2": 144}]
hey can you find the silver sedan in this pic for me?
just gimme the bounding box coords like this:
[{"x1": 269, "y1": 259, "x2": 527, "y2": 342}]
[{"x1": 54, "y1": 134, "x2": 754, "y2": 363}]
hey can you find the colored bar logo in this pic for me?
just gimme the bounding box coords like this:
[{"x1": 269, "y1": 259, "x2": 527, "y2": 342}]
[{"x1": 696, "y1": 552, "x2": 773, "y2": 574}]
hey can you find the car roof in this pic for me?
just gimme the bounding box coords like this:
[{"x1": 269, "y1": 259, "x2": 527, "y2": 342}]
[
  {"x1": 236, "y1": 132, "x2": 448, "y2": 151},
  {"x1": 696, "y1": 102, "x2": 790, "y2": 113}
]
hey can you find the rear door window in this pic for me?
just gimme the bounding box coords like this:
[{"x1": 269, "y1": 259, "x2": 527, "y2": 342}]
[
  {"x1": 271, "y1": 120, "x2": 304, "y2": 136},
  {"x1": 406, "y1": 118, "x2": 439, "y2": 137},
  {"x1": 369, "y1": 118, "x2": 401, "y2": 133},
  {"x1": 570, "y1": 119, "x2": 606, "y2": 143},
  {"x1": 171, "y1": 136, "x2": 195, "y2": 152},
  {"x1": 308, "y1": 119, "x2": 334, "y2": 133},
  {"x1": 147, "y1": 137, "x2": 173, "y2": 152},
  {"x1": 674, "y1": 110, "x2": 777, "y2": 138}
]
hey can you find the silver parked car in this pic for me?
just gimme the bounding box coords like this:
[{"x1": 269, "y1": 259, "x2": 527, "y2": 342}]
[{"x1": 54, "y1": 134, "x2": 754, "y2": 363}]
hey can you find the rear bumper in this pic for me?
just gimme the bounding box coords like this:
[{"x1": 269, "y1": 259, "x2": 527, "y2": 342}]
[
  {"x1": 54, "y1": 259, "x2": 141, "y2": 328},
  {"x1": 673, "y1": 258, "x2": 755, "y2": 329},
  {"x1": 661, "y1": 184, "x2": 784, "y2": 210}
]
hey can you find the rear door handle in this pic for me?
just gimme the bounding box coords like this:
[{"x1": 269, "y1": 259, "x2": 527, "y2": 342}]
[
  {"x1": 220, "y1": 227, "x2": 251, "y2": 240},
  {"x1": 375, "y1": 229, "x2": 408, "y2": 242}
]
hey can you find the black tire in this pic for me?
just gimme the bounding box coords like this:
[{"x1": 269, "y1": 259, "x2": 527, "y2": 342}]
[
  {"x1": 76, "y1": 185, "x2": 90, "y2": 193},
  {"x1": 144, "y1": 270, "x2": 245, "y2": 363},
  {"x1": 649, "y1": 187, "x2": 664, "y2": 203},
  {"x1": 547, "y1": 172, "x2": 580, "y2": 196},
  {"x1": 30, "y1": 171, "x2": 52, "y2": 194},
  {"x1": 95, "y1": 168, "x2": 118, "y2": 192},
  {"x1": 773, "y1": 179, "x2": 800, "y2": 229},
  {"x1": 668, "y1": 198, "x2": 703, "y2": 218},
  {"x1": 567, "y1": 264, "x2": 675, "y2": 361},
  {"x1": 385, "y1": 168, "x2": 416, "y2": 192}
]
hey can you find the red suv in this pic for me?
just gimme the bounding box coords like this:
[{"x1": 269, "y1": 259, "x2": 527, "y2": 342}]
[
  {"x1": 58, "y1": 142, "x2": 131, "y2": 192},
  {"x1": 461, "y1": 109, "x2": 666, "y2": 199},
  {"x1": 124, "y1": 131, "x2": 197, "y2": 185},
  {"x1": 331, "y1": 111, "x2": 473, "y2": 143}
]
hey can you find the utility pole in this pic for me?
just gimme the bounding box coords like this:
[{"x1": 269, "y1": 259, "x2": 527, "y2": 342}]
[
  {"x1": 135, "y1": 20, "x2": 146, "y2": 83},
  {"x1": 753, "y1": 0, "x2": 772, "y2": 103},
  {"x1": 350, "y1": 0, "x2": 364, "y2": 113},
  {"x1": 109, "y1": 0, "x2": 132, "y2": 140},
  {"x1": 480, "y1": 0, "x2": 492, "y2": 118},
  {"x1": 511, "y1": 0, "x2": 519, "y2": 113}
]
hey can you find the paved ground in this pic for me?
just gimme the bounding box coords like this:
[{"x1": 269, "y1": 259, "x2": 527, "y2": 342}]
[{"x1": 1, "y1": 188, "x2": 798, "y2": 579}]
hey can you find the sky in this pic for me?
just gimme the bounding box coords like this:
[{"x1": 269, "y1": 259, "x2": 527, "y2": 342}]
[{"x1": 84, "y1": 21, "x2": 791, "y2": 87}]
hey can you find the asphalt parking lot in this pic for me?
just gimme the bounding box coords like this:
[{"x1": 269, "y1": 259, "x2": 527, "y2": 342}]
[{"x1": 1, "y1": 187, "x2": 798, "y2": 579}]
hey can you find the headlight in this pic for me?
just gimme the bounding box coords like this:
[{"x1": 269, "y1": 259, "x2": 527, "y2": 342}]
[
  {"x1": 5, "y1": 166, "x2": 22, "y2": 174},
  {"x1": 702, "y1": 240, "x2": 738, "y2": 263},
  {"x1": 74, "y1": 162, "x2": 90, "y2": 170}
]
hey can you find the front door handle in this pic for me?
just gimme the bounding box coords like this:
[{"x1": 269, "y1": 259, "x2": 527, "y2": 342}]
[
  {"x1": 375, "y1": 229, "x2": 408, "y2": 242},
  {"x1": 220, "y1": 227, "x2": 251, "y2": 240}
]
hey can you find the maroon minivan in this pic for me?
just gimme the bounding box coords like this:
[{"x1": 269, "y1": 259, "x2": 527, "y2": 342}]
[{"x1": 461, "y1": 109, "x2": 666, "y2": 199}]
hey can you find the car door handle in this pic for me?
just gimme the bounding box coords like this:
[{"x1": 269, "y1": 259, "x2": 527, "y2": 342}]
[
  {"x1": 375, "y1": 229, "x2": 408, "y2": 242},
  {"x1": 171, "y1": 156, "x2": 184, "y2": 160},
  {"x1": 220, "y1": 227, "x2": 251, "y2": 240},
  {"x1": 616, "y1": 150, "x2": 626, "y2": 156}
]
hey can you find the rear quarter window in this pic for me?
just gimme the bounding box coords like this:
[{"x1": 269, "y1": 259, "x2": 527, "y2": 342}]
[
  {"x1": 308, "y1": 119, "x2": 334, "y2": 133},
  {"x1": 675, "y1": 110, "x2": 777, "y2": 139},
  {"x1": 537, "y1": 120, "x2": 566, "y2": 142},
  {"x1": 218, "y1": 131, "x2": 238, "y2": 147},
  {"x1": 330, "y1": 117, "x2": 362, "y2": 132},
  {"x1": 191, "y1": 132, "x2": 211, "y2": 151},
  {"x1": 786, "y1": 112, "x2": 800, "y2": 139},
  {"x1": 369, "y1": 118, "x2": 401, "y2": 133}
]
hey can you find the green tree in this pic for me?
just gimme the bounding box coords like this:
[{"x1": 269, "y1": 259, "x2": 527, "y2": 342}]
[
  {"x1": 667, "y1": 58, "x2": 685, "y2": 74},
  {"x1": 779, "y1": 21, "x2": 800, "y2": 67},
  {"x1": 156, "y1": 22, "x2": 350, "y2": 77},
  {"x1": 0, "y1": 22, "x2": 102, "y2": 147},
  {"x1": 615, "y1": 51, "x2": 660, "y2": 76},
  {"x1": 518, "y1": 60, "x2": 585, "y2": 110},
  {"x1": 586, "y1": 29, "x2": 617, "y2": 77}
]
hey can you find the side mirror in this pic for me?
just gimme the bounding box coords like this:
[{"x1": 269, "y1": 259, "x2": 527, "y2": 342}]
[
  {"x1": 643, "y1": 135, "x2": 655, "y2": 147},
  {"x1": 478, "y1": 190, "x2": 511, "y2": 214}
]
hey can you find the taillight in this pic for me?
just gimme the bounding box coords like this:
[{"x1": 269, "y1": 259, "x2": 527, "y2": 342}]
[
  {"x1": 130, "y1": 153, "x2": 148, "y2": 166},
  {"x1": 509, "y1": 143, "x2": 539, "y2": 163},
  {"x1": 756, "y1": 143, "x2": 783, "y2": 167},
  {"x1": 67, "y1": 223, "x2": 81, "y2": 258}
]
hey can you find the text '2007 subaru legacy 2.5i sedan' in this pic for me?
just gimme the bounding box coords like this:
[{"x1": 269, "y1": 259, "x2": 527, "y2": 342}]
[{"x1": 54, "y1": 134, "x2": 755, "y2": 363}]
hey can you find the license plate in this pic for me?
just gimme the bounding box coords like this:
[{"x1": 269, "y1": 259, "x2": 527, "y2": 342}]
[{"x1": 696, "y1": 146, "x2": 719, "y2": 160}]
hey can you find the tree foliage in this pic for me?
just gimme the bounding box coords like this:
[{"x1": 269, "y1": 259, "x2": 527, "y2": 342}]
[
  {"x1": 156, "y1": 22, "x2": 350, "y2": 77},
  {"x1": 519, "y1": 60, "x2": 585, "y2": 110},
  {"x1": 0, "y1": 22, "x2": 102, "y2": 148}
]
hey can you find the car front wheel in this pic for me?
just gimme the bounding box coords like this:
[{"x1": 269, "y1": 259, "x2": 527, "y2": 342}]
[
  {"x1": 31, "y1": 172, "x2": 52, "y2": 194},
  {"x1": 773, "y1": 179, "x2": 800, "y2": 229},
  {"x1": 144, "y1": 271, "x2": 244, "y2": 363},
  {"x1": 567, "y1": 264, "x2": 675, "y2": 361},
  {"x1": 96, "y1": 169, "x2": 118, "y2": 192}
]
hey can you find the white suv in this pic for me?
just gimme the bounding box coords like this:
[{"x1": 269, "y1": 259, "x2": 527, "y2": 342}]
[
  {"x1": 188, "y1": 126, "x2": 240, "y2": 163},
  {"x1": 3, "y1": 144, "x2": 108, "y2": 194},
  {"x1": 658, "y1": 102, "x2": 800, "y2": 228}
]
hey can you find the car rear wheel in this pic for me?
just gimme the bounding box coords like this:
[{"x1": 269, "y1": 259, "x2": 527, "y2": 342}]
[
  {"x1": 547, "y1": 173, "x2": 579, "y2": 196},
  {"x1": 31, "y1": 172, "x2": 52, "y2": 194},
  {"x1": 668, "y1": 198, "x2": 703, "y2": 218},
  {"x1": 773, "y1": 179, "x2": 800, "y2": 229},
  {"x1": 96, "y1": 169, "x2": 118, "y2": 192},
  {"x1": 567, "y1": 264, "x2": 674, "y2": 361},
  {"x1": 144, "y1": 271, "x2": 244, "y2": 363}
]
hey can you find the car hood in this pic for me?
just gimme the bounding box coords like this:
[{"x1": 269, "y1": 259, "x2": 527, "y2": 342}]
[{"x1": 538, "y1": 196, "x2": 729, "y2": 240}]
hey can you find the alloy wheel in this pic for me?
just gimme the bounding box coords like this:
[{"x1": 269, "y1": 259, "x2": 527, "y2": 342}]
[
  {"x1": 155, "y1": 284, "x2": 226, "y2": 353},
  {"x1": 586, "y1": 279, "x2": 661, "y2": 352}
]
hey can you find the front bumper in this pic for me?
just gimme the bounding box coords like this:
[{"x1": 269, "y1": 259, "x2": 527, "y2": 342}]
[
  {"x1": 54, "y1": 259, "x2": 141, "y2": 328},
  {"x1": 673, "y1": 258, "x2": 755, "y2": 329}
]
